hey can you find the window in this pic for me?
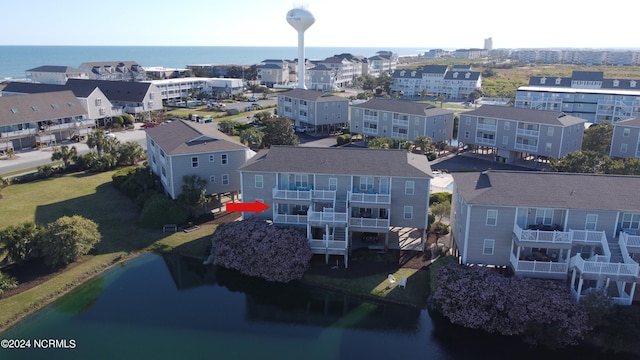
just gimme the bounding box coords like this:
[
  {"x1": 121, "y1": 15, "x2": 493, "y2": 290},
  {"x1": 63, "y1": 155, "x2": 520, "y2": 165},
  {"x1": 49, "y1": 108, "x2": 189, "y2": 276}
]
[
  {"x1": 359, "y1": 176, "x2": 373, "y2": 191},
  {"x1": 465, "y1": 117, "x2": 471, "y2": 125},
  {"x1": 329, "y1": 178, "x2": 337, "y2": 191},
  {"x1": 209, "y1": 155, "x2": 215, "y2": 162},
  {"x1": 95, "y1": 98, "x2": 102, "y2": 106},
  {"x1": 295, "y1": 174, "x2": 309, "y2": 188},
  {"x1": 221, "y1": 153, "x2": 228, "y2": 165},
  {"x1": 404, "y1": 206, "x2": 413, "y2": 219},
  {"x1": 621, "y1": 143, "x2": 628, "y2": 153},
  {"x1": 464, "y1": 131, "x2": 469, "y2": 139},
  {"x1": 535, "y1": 208, "x2": 553, "y2": 225},
  {"x1": 405, "y1": 181, "x2": 415, "y2": 195},
  {"x1": 504, "y1": 121, "x2": 510, "y2": 130},
  {"x1": 545, "y1": 142, "x2": 552, "y2": 152},
  {"x1": 585, "y1": 214, "x2": 598, "y2": 231},
  {"x1": 502, "y1": 136, "x2": 508, "y2": 145},
  {"x1": 623, "y1": 128, "x2": 631, "y2": 137},
  {"x1": 486, "y1": 209, "x2": 498, "y2": 226},
  {"x1": 191, "y1": 156, "x2": 199, "y2": 168},
  {"x1": 547, "y1": 127, "x2": 554, "y2": 137},
  {"x1": 209, "y1": 176, "x2": 215, "y2": 183},
  {"x1": 622, "y1": 213, "x2": 640, "y2": 229},
  {"x1": 483, "y1": 239, "x2": 495, "y2": 255},
  {"x1": 222, "y1": 174, "x2": 229, "y2": 185},
  {"x1": 255, "y1": 175, "x2": 263, "y2": 188}
]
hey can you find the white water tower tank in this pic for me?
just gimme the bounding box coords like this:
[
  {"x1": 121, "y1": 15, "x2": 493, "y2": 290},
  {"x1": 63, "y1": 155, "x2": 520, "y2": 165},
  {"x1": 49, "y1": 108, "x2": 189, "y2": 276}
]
[{"x1": 287, "y1": 8, "x2": 315, "y2": 89}]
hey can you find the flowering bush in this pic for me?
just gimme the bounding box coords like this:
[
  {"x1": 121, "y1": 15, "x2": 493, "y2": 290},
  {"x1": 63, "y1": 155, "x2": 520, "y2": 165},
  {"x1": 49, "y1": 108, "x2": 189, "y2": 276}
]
[
  {"x1": 212, "y1": 219, "x2": 312, "y2": 283},
  {"x1": 433, "y1": 263, "x2": 591, "y2": 348}
]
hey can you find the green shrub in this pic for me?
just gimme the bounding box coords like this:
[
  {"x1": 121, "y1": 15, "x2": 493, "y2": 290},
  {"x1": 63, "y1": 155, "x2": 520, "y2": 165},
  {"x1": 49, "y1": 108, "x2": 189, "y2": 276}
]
[
  {"x1": 336, "y1": 134, "x2": 352, "y2": 146},
  {"x1": 431, "y1": 221, "x2": 450, "y2": 235},
  {"x1": 426, "y1": 152, "x2": 437, "y2": 161},
  {"x1": 0, "y1": 271, "x2": 18, "y2": 295},
  {"x1": 41, "y1": 216, "x2": 102, "y2": 267},
  {"x1": 430, "y1": 192, "x2": 452, "y2": 205},
  {"x1": 139, "y1": 194, "x2": 187, "y2": 228}
]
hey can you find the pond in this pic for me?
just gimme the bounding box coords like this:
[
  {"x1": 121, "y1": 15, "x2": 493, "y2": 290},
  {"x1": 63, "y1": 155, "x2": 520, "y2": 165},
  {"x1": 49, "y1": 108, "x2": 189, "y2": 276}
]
[{"x1": 0, "y1": 253, "x2": 628, "y2": 359}]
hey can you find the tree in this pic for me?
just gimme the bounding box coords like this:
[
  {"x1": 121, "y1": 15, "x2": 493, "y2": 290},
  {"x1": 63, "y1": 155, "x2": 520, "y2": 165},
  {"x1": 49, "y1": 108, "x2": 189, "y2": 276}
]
[
  {"x1": 177, "y1": 175, "x2": 208, "y2": 216},
  {"x1": 41, "y1": 216, "x2": 101, "y2": 267},
  {"x1": 212, "y1": 218, "x2": 312, "y2": 283},
  {"x1": 87, "y1": 130, "x2": 108, "y2": 156},
  {"x1": 582, "y1": 121, "x2": 613, "y2": 156},
  {"x1": 467, "y1": 89, "x2": 483, "y2": 103},
  {"x1": 375, "y1": 72, "x2": 393, "y2": 94},
  {"x1": 0, "y1": 271, "x2": 17, "y2": 295},
  {"x1": 51, "y1": 145, "x2": 78, "y2": 169},
  {"x1": 217, "y1": 119, "x2": 238, "y2": 135},
  {"x1": 139, "y1": 194, "x2": 188, "y2": 228},
  {"x1": 117, "y1": 141, "x2": 145, "y2": 166},
  {"x1": 0, "y1": 222, "x2": 45, "y2": 264},
  {"x1": 262, "y1": 117, "x2": 298, "y2": 147},
  {"x1": 367, "y1": 137, "x2": 394, "y2": 149},
  {"x1": 549, "y1": 150, "x2": 610, "y2": 173},
  {"x1": 413, "y1": 135, "x2": 434, "y2": 154},
  {"x1": 239, "y1": 127, "x2": 264, "y2": 149},
  {"x1": 430, "y1": 201, "x2": 451, "y2": 222},
  {"x1": 360, "y1": 74, "x2": 377, "y2": 91}
]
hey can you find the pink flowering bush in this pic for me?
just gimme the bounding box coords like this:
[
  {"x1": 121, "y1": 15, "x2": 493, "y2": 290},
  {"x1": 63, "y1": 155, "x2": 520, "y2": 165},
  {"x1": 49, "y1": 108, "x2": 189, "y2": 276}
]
[
  {"x1": 212, "y1": 219, "x2": 312, "y2": 283},
  {"x1": 432, "y1": 263, "x2": 591, "y2": 348}
]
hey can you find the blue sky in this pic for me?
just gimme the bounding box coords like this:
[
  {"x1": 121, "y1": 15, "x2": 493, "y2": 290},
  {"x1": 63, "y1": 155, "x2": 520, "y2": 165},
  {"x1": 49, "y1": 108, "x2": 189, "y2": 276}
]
[{"x1": 2, "y1": 0, "x2": 636, "y2": 49}]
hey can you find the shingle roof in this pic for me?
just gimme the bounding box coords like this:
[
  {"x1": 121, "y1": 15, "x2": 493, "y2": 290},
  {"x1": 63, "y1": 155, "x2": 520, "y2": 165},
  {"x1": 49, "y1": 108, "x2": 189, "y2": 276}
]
[
  {"x1": 614, "y1": 116, "x2": 640, "y2": 128},
  {"x1": 453, "y1": 170, "x2": 640, "y2": 212},
  {"x1": 443, "y1": 71, "x2": 481, "y2": 80},
  {"x1": 0, "y1": 91, "x2": 86, "y2": 126},
  {"x1": 26, "y1": 65, "x2": 84, "y2": 74},
  {"x1": 66, "y1": 79, "x2": 153, "y2": 102},
  {"x1": 572, "y1": 71, "x2": 603, "y2": 81},
  {"x1": 462, "y1": 104, "x2": 585, "y2": 126},
  {"x1": 2, "y1": 81, "x2": 98, "y2": 98},
  {"x1": 144, "y1": 119, "x2": 246, "y2": 155},
  {"x1": 422, "y1": 65, "x2": 448, "y2": 74},
  {"x1": 240, "y1": 146, "x2": 433, "y2": 178},
  {"x1": 260, "y1": 64, "x2": 282, "y2": 69},
  {"x1": 350, "y1": 98, "x2": 454, "y2": 117},
  {"x1": 277, "y1": 89, "x2": 347, "y2": 102}
]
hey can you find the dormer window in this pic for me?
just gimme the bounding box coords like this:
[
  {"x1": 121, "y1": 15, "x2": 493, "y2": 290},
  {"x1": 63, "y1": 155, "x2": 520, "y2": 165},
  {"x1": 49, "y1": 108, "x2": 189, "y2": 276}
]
[
  {"x1": 631, "y1": 81, "x2": 637, "y2": 88},
  {"x1": 31, "y1": 106, "x2": 39, "y2": 111},
  {"x1": 10, "y1": 108, "x2": 18, "y2": 114},
  {"x1": 540, "y1": 77, "x2": 547, "y2": 84},
  {"x1": 465, "y1": 72, "x2": 470, "y2": 79},
  {"x1": 613, "y1": 80, "x2": 620, "y2": 87},
  {"x1": 453, "y1": 72, "x2": 459, "y2": 78},
  {"x1": 400, "y1": 71, "x2": 405, "y2": 76},
  {"x1": 555, "y1": 78, "x2": 561, "y2": 85},
  {"x1": 411, "y1": 71, "x2": 416, "y2": 77}
]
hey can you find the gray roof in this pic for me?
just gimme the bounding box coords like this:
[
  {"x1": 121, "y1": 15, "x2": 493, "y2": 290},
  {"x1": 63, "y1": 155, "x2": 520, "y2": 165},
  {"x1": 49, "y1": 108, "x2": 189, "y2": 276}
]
[
  {"x1": 260, "y1": 63, "x2": 282, "y2": 69},
  {"x1": 277, "y1": 89, "x2": 348, "y2": 102},
  {"x1": 528, "y1": 76, "x2": 572, "y2": 87},
  {"x1": 572, "y1": 71, "x2": 603, "y2": 81},
  {"x1": 240, "y1": 146, "x2": 433, "y2": 178},
  {"x1": 26, "y1": 65, "x2": 84, "y2": 74},
  {"x1": 0, "y1": 91, "x2": 86, "y2": 126},
  {"x1": 145, "y1": 119, "x2": 246, "y2": 156},
  {"x1": 443, "y1": 71, "x2": 481, "y2": 80},
  {"x1": 79, "y1": 61, "x2": 143, "y2": 73},
  {"x1": 308, "y1": 64, "x2": 333, "y2": 71},
  {"x1": 66, "y1": 79, "x2": 153, "y2": 102},
  {"x1": 350, "y1": 98, "x2": 454, "y2": 117},
  {"x1": 422, "y1": 65, "x2": 448, "y2": 74},
  {"x1": 528, "y1": 71, "x2": 640, "y2": 90},
  {"x1": 462, "y1": 105, "x2": 586, "y2": 126},
  {"x1": 2, "y1": 81, "x2": 98, "y2": 98},
  {"x1": 453, "y1": 170, "x2": 640, "y2": 212},
  {"x1": 393, "y1": 69, "x2": 423, "y2": 79},
  {"x1": 614, "y1": 116, "x2": 640, "y2": 128}
]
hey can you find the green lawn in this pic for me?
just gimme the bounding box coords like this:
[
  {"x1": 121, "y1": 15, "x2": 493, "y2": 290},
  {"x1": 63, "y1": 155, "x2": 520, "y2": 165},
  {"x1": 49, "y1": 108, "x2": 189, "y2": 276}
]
[{"x1": 0, "y1": 170, "x2": 217, "y2": 331}]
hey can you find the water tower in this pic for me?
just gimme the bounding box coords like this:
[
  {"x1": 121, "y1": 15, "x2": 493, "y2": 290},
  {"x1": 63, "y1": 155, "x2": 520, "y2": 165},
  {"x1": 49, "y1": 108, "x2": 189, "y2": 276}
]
[{"x1": 287, "y1": 7, "x2": 315, "y2": 89}]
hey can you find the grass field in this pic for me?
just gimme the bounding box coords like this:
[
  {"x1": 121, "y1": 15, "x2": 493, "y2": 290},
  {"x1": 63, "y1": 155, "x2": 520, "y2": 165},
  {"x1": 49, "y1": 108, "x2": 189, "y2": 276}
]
[{"x1": 0, "y1": 170, "x2": 217, "y2": 331}]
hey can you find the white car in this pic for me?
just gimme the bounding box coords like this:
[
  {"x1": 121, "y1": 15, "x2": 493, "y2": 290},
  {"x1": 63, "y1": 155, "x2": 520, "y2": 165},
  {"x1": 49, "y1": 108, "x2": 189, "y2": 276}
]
[
  {"x1": 247, "y1": 97, "x2": 259, "y2": 102},
  {"x1": 105, "y1": 131, "x2": 116, "y2": 138}
]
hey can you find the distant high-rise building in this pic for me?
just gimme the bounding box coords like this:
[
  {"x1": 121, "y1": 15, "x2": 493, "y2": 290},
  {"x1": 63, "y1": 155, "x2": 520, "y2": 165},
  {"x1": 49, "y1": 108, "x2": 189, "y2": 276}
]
[{"x1": 484, "y1": 37, "x2": 493, "y2": 50}]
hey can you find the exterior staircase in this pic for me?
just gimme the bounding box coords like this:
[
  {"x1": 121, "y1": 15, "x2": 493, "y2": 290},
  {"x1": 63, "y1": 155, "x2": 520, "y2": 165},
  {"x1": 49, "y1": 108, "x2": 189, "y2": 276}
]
[
  {"x1": 334, "y1": 227, "x2": 346, "y2": 241},
  {"x1": 608, "y1": 239, "x2": 624, "y2": 263}
]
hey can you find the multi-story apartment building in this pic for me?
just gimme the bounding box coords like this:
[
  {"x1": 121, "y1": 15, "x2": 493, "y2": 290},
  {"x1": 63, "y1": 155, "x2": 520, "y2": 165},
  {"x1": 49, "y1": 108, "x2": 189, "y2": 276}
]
[
  {"x1": 350, "y1": 98, "x2": 455, "y2": 144},
  {"x1": 313, "y1": 55, "x2": 363, "y2": 88},
  {"x1": 391, "y1": 65, "x2": 482, "y2": 100},
  {"x1": 257, "y1": 60, "x2": 291, "y2": 88},
  {"x1": 367, "y1": 51, "x2": 398, "y2": 78},
  {"x1": 515, "y1": 71, "x2": 640, "y2": 123},
  {"x1": 25, "y1": 65, "x2": 88, "y2": 84},
  {"x1": 78, "y1": 61, "x2": 146, "y2": 81},
  {"x1": 0, "y1": 91, "x2": 90, "y2": 151},
  {"x1": 239, "y1": 146, "x2": 433, "y2": 267},
  {"x1": 450, "y1": 170, "x2": 640, "y2": 305},
  {"x1": 148, "y1": 77, "x2": 243, "y2": 102},
  {"x1": 307, "y1": 64, "x2": 337, "y2": 91},
  {"x1": 610, "y1": 116, "x2": 640, "y2": 159},
  {"x1": 277, "y1": 89, "x2": 349, "y2": 132},
  {"x1": 145, "y1": 119, "x2": 255, "y2": 200},
  {"x1": 458, "y1": 105, "x2": 585, "y2": 163},
  {"x1": 66, "y1": 79, "x2": 163, "y2": 117},
  {"x1": 2, "y1": 81, "x2": 117, "y2": 128},
  {"x1": 514, "y1": 49, "x2": 640, "y2": 66}
]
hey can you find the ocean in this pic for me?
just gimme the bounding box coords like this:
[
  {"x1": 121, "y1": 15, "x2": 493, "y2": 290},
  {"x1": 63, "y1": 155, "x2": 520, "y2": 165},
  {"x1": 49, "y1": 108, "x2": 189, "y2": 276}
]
[{"x1": 0, "y1": 45, "x2": 427, "y2": 80}]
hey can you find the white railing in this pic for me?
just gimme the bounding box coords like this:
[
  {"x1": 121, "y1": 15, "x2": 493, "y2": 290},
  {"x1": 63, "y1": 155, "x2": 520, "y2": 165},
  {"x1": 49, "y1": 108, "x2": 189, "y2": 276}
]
[
  {"x1": 273, "y1": 214, "x2": 308, "y2": 225},
  {"x1": 475, "y1": 137, "x2": 496, "y2": 146},
  {"x1": 509, "y1": 253, "x2": 568, "y2": 275},
  {"x1": 513, "y1": 224, "x2": 571, "y2": 245},
  {"x1": 272, "y1": 187, "x2": 311, "y2": 201},
  {"x1": 311, "y1": 189, "x2": 336, "y2": 201},
  {"x1": 307, "y1": 210, "x2": 348, "y2": 224},
  {"x1": 516, "y1": 128, "x2": 540, "y2": 137},
  {"x1": 1, "y1": 128, "x2": 37, "y2": 138},
  {"x1": 348, "y1": 191, "x2": 391, "y2": 204},
  {"x1": 48, "y1": 123, "x2": 75, "y2": 131},
  {"x1": 514, "y1": 142, "x2": 538, "y2": 152},
  {"x1": 363, "y1": 115, "x2": 378, "y2": 122},
  {"x1": 570, "y1": 254, "x2": 639, "y2": 278},
  {"x1": 391, "y1": 132, "x2": 409, "y2": 139},
  {"x1": 571, "y1": 229, "x2": 607, "y2": 245},
  {"x1": 363, "y1": 127, "x2": 378, "y2": 135},
  {"x1": 392, "y1": 119, "x2": 409, "y2": 126},
  {"x1": 620, "y1": 232, "x2": 640, "y2": 252},
  {"x1": 476, "y1": 123, "x2": 497, "y2": 132},
  {"x1": 349, "y1": 217, "x2": 390, "y2": 229},
  {"x1": 308, "y1": 239, "x2": 347, "y2": 253}
]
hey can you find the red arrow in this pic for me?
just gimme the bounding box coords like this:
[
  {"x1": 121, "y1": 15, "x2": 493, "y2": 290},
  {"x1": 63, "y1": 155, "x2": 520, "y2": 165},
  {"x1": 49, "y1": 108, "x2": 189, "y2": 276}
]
[{"x1": 226, "y1": 200, "x2": 270, "y2": 214}]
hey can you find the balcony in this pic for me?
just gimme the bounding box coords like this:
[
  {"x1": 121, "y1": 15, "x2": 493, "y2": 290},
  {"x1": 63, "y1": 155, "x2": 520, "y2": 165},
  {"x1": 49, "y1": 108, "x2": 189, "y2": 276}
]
[
  {"x1": 349, "y1": 217, "x2": 390, "y2": 229},
  {"x1": 308, "y1": 209, "x2": 348, "y2": 224},
  {"x1": 516, "y1": 128, "x2": 540, "y2": 137},
  {"x1": 514, "y1": 142, "x2": 538, "y2": 152},
  {"x1": 513, "y1": 224, "x2": 572, "y2": 248},
  {"x1": 474, "y1": 137, "x2": 496, "y2": 146},
  {"x1": 363, "y1": 127, "x2": 378, "y2": 135},
  {"x1": 391, "y1": 132, "x2": 409, "y2": 139},
  {"x1": 1, "y1": 128, "x2": 37, "y2": 138},
  {"x1": 509, "y1": 253, "x2": 569, "y2": 279},
  {"x1": 272, "y1": 186, "x2": 312, "y2": 201},
  {"x1": 348, "y1": 190, "x2": 391, "y2": 205},
  {"x1": 308, "y1": 238, "x2": 347, "y2": 254},
  {"x1": 569, "y1": 254, "x2": 639, "y2": 280},
  {"x1": 476, "y1": 123, "x2": 497, "y2": 132},
  {"x1": 273, "y1": 213, "x2": 308, "y2": 225},
  {"x1": 311, "y1": 189, "x2": 336, "y2": 202},
  {"x1": 392, "y1": 119, "x2": 409, "y2": 127}
]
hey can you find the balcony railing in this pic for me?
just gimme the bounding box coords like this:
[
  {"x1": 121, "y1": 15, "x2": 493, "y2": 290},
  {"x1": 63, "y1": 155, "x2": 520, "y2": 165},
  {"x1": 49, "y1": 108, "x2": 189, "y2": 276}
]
[
  {"x1": 514, "y1": 142, "x2": 538, "y2": 152},
  {"x1": 311, "y1": 189, "x2": 336, "y2": 201},
  {"x1": 391, "y1": 132, "x2": 409, "y2": 139},
  {"x1": 349, "y1": 217, "x2": 390, "y2": 229},
  {"x1": 348, "y1": 191, "x2": 391, "y2": 204},
  {"x1": 620, "y1": 232, "x2": 640, "y2": 253},
  {"x1": 513, "y1": 224, "x2": 571, "y2": 246},
  {"x1": 476, "y1": 123, "x2": 497, "y2": 132},
  {"x1": 308, "y1": 209, "x2": 348, "y2": 224},
  {"x1": 570, "y1": 254, "x2": 639, "y2": 278},
  {"x1": 1, "y1": 128, "x2": 37, "y2": 138},
  {"x1": 392, "y1": 119, "x2": 409, "y2": 127},
  {"x1": 272, "y1": 187, "x2": 311, "y2": 201},
  {"x1": 516, "y1": 128, "x2": 540, "y2": 137},
  {"x1": 308, "y1": 239, "x2": 347, "y2": 253},
  {"x1": 363, "y1": 127, "x2": 378, "y2": 135},
  {"x1": 509, "y1": 253, "x2": 568, "y2": 277},
  {"x1": 475, "y1": 137, "x2": 496, "y2": 146},
  {"x1": 273, "y1": 214, "x2": 308, "y2": 225}
]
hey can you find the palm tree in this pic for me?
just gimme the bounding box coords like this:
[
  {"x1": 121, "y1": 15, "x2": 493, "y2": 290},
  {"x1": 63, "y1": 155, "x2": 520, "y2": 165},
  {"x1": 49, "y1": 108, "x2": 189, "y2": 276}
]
[
  {"x1": 413, "y1": 135, "x2": 434, "y2": 154},
  {"x1": 239, "y1": 128, "x2": 264, "y2": 150},
  {"x1": 118, "y1": 141, "x2": 145, "y2": 166},
  {"x1": 87, "y1": 130, "x2": 108, "y2": 156},
  {"x1": 51, "y1": 145, "x2": 78, "y2": 168}
]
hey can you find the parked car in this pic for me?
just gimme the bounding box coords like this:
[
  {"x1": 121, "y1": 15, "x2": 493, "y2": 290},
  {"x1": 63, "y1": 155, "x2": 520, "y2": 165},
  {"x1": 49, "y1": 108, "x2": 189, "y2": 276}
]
[{"x1": 247, "y1": 97, "x2": 259, "y2": 102}]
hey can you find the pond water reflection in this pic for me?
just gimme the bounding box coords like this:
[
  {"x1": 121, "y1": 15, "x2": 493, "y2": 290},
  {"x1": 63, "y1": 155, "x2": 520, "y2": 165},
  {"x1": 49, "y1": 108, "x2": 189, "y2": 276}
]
[{"x1": 0, "y1": 253, "x2": 630, "y2": 359}]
